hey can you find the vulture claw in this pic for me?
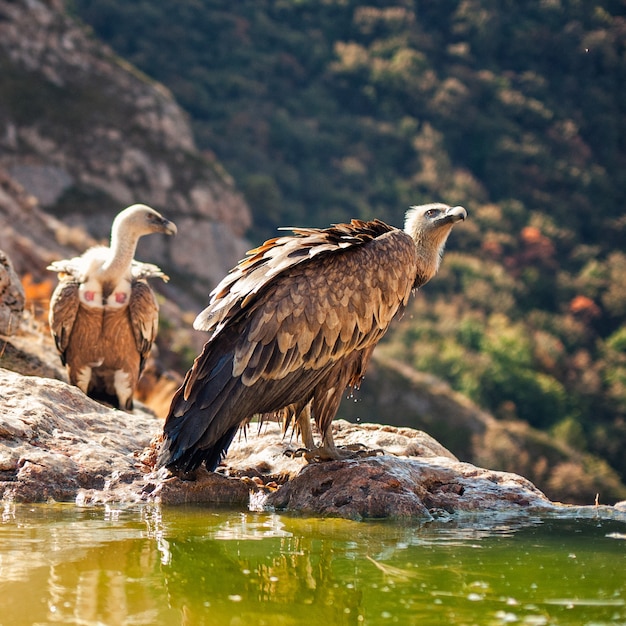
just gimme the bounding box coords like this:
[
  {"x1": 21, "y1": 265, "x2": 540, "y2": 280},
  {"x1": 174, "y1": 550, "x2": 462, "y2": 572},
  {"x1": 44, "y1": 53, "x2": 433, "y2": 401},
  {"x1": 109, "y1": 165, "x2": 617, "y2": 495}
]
[
  {"x1": 283, "y1": 447, "x2": 309, "y2": 458},
  {"x1": 301, "y1": 443, "x2": 385, "y2": 463},
  {"x1": 352, "y1": 446, "x2": 385, "y2": 458}
]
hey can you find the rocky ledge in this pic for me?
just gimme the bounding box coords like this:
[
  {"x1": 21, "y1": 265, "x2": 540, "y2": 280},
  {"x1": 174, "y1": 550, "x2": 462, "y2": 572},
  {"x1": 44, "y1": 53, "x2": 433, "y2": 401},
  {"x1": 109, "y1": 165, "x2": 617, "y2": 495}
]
[{"x1": 1, "y1": 367, "x2": 624, "y2": 521}]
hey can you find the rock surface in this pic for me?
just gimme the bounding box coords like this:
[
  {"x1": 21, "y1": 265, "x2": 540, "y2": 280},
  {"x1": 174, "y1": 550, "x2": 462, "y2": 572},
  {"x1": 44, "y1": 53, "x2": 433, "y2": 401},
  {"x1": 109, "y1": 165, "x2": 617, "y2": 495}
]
[
  {"x1": 2, "y1": 366, "x2": 624, "y2": 522},
  {"x1": 0, "y1": 368, "x2": 158, "y2": 503},
  {"x1": 266, "y1": 454, "x2": 550, "y2": 520},
  {"x1": 0, "y1": 169, "x2": 85, "y2": 284}
]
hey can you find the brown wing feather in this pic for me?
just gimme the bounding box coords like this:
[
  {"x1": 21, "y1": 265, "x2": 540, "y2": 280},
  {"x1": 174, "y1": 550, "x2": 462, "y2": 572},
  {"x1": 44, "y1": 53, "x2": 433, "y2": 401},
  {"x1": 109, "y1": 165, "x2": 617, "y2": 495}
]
[
  {"x1": 193, "y1": 219, "x2": 398, "y2": 336},
  {"x1": 48, "y1": 280, "x2": 80, "y2": 365},
  {"x1": 128, "y1": 280, "x2": 159, "y2": 372},
  {"x1": 235, "y1": 228, "x2": 417, "y2": 382}
]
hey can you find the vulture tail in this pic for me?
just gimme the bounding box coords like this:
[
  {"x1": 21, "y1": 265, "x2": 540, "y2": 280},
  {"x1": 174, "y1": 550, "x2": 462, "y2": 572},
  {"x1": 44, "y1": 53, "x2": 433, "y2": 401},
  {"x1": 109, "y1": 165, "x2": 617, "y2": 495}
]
[
  {"x1": 89, "y1": 387, "x2": 127, "y2": 411},
  {"x1": 183, "y1": 424, "x2": 239, "y2": 473},
  {"x1": 157, "y1": 331, "x2": 247, "y2": 474}
]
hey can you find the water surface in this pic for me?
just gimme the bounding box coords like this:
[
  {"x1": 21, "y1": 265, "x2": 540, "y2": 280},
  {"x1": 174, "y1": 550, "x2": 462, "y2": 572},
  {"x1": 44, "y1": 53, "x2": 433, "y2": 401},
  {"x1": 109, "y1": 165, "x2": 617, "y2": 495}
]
[{"x1": 0, "y1": 503, "x2": 624, "y2": 625}]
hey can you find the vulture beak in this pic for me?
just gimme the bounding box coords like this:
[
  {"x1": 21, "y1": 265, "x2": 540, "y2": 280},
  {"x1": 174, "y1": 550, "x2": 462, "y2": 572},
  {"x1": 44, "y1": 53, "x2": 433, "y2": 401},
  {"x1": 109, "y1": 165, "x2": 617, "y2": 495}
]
[
  {"x1": 160, "y1": 217, "x2": 178, "y2": 236},
  {"x1": 436, "y1": 205, "x2": 467, "y2": 226}
]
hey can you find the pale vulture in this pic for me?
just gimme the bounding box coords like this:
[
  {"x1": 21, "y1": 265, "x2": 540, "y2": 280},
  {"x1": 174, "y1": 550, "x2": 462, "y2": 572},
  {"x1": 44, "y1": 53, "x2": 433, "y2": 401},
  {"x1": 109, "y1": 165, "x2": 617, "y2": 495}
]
[
  {"x1": 159, "y1": 203, "x2": 466, "y2": 473},
  {"x1": 48, "y1": 204, "x2": 177, "y2": 410}
]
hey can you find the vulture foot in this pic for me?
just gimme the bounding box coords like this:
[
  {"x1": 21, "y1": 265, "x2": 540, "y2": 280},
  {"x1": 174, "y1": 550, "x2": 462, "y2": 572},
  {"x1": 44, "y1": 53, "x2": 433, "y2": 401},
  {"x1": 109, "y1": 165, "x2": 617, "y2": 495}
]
[
  {"x1": 286, "y1": 443, "x2": 385, "y2": 463},
  {"x1": 283, "y1": 447, "x2": 310, "y2": 458},
  {"x1": 343, "y1": 443, "x2": 385, "y2": 458}
]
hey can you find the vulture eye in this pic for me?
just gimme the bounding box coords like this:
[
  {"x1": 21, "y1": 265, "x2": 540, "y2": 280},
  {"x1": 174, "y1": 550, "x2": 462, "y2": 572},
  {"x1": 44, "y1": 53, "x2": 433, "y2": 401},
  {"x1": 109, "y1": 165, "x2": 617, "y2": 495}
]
[{"x1": 425, "y1": 208, "x2": 439, "y2": 218}]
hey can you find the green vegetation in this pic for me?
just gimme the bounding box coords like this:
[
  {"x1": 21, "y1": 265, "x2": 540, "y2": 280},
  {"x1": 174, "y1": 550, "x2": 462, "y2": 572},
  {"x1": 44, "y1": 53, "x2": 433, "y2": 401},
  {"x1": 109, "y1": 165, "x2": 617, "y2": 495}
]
[{"x1": 69, "y1": 1, "x2": 626, "y2": 487}]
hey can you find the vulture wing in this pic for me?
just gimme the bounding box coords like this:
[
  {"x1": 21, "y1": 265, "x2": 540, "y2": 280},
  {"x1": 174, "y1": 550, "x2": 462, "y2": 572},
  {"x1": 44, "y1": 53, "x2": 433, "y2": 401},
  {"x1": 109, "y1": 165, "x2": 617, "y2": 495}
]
[
  {"x1": 194, "y1": 219, "x2": 396, "y2": 337},
  {"x1": 160, "y1": 219, "x2": 418, "y2": 473},
  {"x1": 48, "y1": 280, "x2": 80, "y2": 365},
  {"x1": 128, "y1": 280, "x2": 160, "y2": 376},
  {"x1": 131, "y1": 260, "x2": 170, "y2": 282},
  {"x1": 47, "y1": 258, "x2": 82, "y2": 277}
]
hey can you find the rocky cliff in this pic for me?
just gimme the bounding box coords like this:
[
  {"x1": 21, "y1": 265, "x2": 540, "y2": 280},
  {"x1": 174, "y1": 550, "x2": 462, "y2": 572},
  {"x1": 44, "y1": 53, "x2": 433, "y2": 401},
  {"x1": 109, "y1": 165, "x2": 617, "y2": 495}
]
[{"x1": 0, "y1": 0, "x2": 251, "y2": 300}]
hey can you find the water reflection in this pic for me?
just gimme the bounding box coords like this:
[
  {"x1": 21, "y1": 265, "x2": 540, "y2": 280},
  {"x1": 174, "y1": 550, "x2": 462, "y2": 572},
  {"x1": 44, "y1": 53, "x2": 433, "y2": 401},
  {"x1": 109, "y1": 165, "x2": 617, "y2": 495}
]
[
  {"x1": 1, "y1": 537, "x2": 167, "y2": 624},
  {"x1": 152, "y1": 510, "x2": 365, "y2": 624},
  {"x1": 0, "y1": 503, "x2": 624, "y2": 626}
]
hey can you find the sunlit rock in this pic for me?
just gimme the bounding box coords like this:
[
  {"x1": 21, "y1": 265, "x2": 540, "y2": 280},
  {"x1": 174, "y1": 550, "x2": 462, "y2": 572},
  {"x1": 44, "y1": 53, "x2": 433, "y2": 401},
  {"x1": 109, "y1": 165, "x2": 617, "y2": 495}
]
[
  {"x1": 0, "y1": 368, "x2": 159, "y2": 503},
  {"x1": 265, "y1": 446, "x2": 552, "y2": 520}
]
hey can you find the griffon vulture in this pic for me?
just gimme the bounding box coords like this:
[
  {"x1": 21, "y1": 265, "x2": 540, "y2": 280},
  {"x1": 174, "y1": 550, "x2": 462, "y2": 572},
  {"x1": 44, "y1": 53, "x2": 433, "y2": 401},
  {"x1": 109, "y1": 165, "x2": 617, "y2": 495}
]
[
  {"x1": 159, "y1": 203, "x2": 466, "y2": 474},
  {"x1": 48, "y1": 204, "x2": 177, "y2": 410}
]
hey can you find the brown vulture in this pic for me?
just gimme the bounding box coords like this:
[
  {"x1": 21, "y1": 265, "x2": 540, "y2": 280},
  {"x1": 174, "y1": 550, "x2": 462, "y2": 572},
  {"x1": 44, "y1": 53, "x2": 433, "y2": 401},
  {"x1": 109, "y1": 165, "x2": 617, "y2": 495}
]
[
  {"x1": 48, "y1": 204, "x2": 177, "y2": 410},
  {"x1": 159, "y1": 203, "x2": 466, "y2": 473}
]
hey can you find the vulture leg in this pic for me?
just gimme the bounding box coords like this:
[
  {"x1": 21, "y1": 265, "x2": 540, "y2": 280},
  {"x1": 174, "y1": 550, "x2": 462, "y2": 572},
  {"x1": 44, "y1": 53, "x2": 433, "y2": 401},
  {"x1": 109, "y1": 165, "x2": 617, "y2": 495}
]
[
  {"x1": 72, "y1": 366, "x2": 92, "y2": 395},
  {"x1": 294, "y1": 402, "x2": 315, "y2": 450},
  {"x1": 300, "y1": 351, "x2": 383, "y2": 461},
  {"x1": 303, "y1": 429, "x2": 345, "y2": 462},
  {"x1": 302, "y1": 382, "x2": 367, "y2": 462},
  {"x1": 282, "y1": 402, "x2": 316, "y2": 457},
  {"x1": 283, "y1": 401, "x2": 347, "y2": 460},
  {"x1": 114, "y1": 369, "x2": 135, "y2": 411}
]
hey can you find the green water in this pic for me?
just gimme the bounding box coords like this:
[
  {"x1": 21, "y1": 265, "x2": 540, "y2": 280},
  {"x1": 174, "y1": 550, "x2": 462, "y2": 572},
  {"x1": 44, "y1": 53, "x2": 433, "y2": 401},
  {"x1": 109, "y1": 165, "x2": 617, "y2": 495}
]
[{"x1": 0, "y1": 503, "x2": 624, "y2": 626}]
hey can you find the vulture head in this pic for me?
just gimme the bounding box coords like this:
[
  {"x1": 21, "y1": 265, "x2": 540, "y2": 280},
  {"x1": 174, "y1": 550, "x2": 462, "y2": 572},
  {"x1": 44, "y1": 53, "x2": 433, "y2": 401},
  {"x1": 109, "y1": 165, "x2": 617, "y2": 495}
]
[
  {"x1": 111, "y1": 204, "x2": 178, "y2": 241},
  {"x1": 404, "y1": 203, "x2": 467, "y2": 287},
  {"x1": 100, "y1": 204, "x2": 177, "y2": 282}
]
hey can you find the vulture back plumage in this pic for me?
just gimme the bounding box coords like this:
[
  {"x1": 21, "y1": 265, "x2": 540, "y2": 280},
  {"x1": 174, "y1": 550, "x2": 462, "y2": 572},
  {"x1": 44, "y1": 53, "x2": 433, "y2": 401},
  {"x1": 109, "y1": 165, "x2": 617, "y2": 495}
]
[
  {"x1": 159, "y1": 203, "x2": 466, "y2": 474},
  {"x1": 48, "y1": 204, "x2": 177, "y2": 410}
]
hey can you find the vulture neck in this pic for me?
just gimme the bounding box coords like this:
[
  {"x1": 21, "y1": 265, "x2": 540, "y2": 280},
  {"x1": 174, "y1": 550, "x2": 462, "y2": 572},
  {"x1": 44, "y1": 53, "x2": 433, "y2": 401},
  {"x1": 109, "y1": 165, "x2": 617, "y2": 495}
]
[
  {"x1": 100, "y1": 221, "x2": 140, "y2": 281},
  {"x1": 408, "y1": 229, "x2": 450, "y2": 289}
]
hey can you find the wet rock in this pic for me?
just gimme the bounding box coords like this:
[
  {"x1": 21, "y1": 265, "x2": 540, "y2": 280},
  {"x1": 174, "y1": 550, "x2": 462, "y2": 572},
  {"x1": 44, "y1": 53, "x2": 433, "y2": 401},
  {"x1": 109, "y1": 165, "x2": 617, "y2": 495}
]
[
  {"x1": 249, "y1": 421, "x2": 554, "y2": 520},
  {"x1": 265, "y1": 454, "x2": 551, "y2": 521},
  {"x1": 0, "y1": 367, "x2": 621, "y2": 521},
  {"x1": 145, "y1": 469, "x2": 251, "y2": 507},
  {"x1": 222, "y1": 419, "x2": 458, "y2": 481},
  {"x1": 342, "y1": 355, "x2": 626, "y2": 506}
]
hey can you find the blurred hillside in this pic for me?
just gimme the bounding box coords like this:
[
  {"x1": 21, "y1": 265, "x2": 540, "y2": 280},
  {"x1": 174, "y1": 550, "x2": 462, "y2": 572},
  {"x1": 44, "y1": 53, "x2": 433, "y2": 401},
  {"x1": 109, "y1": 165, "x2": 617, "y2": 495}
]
[{"x1": 69, "y1": 1, "x2": 626, "y2": 487}]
